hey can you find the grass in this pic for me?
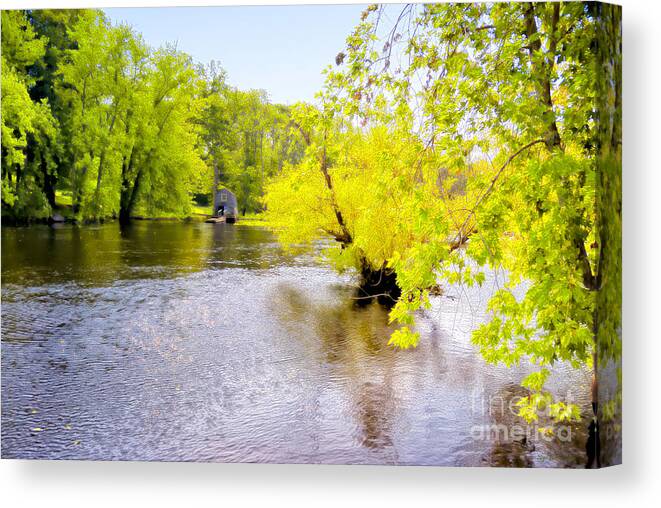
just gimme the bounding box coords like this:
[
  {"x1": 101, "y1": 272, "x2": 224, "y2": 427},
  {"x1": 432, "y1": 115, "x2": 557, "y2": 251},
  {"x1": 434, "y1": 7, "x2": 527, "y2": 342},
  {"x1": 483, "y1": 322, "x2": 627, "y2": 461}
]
[
  {"x1": 191, "y1": 203, "x2": 212, "y2": 216},
  {"x1": 55, "y1": 190, "x2": 73, "y2": 208},
  {"x1": 53, "y1": 190, "x2": 76, "y2": 219}
]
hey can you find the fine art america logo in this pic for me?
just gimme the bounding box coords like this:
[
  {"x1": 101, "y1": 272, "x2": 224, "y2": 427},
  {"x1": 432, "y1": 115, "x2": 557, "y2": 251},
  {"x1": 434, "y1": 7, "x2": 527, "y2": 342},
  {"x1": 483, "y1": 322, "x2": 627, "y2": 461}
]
[{"x1": 469, "y1": 388, "x2": 576, "y2": 443}]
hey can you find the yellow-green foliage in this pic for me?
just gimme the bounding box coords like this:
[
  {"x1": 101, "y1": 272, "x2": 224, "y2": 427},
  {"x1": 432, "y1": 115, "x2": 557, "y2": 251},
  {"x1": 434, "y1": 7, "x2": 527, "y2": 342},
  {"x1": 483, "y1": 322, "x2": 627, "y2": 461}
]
[
  {"x1": 265, "y1": 122, "x2": 449, "y2": 274},
  {"x1": 1, "y1": 11, "x2": 57, "y2": 218},
  {"x1": 266, "y1": 3, "x2": 621, "y2": 425}
]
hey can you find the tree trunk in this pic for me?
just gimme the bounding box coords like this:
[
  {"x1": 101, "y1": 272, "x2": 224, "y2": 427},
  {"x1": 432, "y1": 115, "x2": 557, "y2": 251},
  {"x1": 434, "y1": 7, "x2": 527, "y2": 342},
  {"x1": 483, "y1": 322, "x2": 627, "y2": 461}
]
[
  {"x1": 93, "y1": 108, "x2": 119, "y2": 218},
  {"x1": 119, "y1": 147, "x2": 136, "y2": 225},
  {"x1": 43, "y1": 166, "x2": 57, "y2": 210},
  {"x1": 212, "y1": 156, "x2": 220, "y2": 213},
  {"x1": 119, "y1": 169, "x2": 142, "y2": 225},
  {"x1": 589, "y1": 2, "x2": 622, "y2": 467},
  {"x1": 355, "y1": 262, "x2": 401, "y2": 306}
]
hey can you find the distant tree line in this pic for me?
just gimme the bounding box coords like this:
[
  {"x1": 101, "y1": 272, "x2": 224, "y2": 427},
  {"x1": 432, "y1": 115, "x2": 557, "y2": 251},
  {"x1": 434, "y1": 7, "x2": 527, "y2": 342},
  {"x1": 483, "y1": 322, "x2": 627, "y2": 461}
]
[{"x1": 1, "y1": 9, "x2": 305, "y2": 223}]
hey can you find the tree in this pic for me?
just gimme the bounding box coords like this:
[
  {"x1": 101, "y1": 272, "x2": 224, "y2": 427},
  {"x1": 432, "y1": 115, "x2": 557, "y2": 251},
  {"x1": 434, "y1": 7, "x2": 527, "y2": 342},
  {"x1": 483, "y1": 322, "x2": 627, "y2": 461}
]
[
  {"x1": 197, "y1": 77, "x2": 306, "y2": 216},
  {"x1": 3, "y1": 9, "x2": 210, "y2": 223},
  {"x1": 27, "y1": 9, "x2": 84, "y2": 208},
  {"x1": 265, "y1": 102, "x2": 455, "y2": 302},
  {"x1": 2, "y1": 9, "x2": 304, "y2": 222},
  {"x1": 1, "y1": 10, "x2": 58, "y2": 220},
  {"x1": 56, "y1": 10, "x2": 113, "y2": 216},
  {"x1": 265, "y1": 2, "x2": 622, "y2": 431},
  {"x1": 121, "y1": 45, "x2": 204, "y2": 221}
]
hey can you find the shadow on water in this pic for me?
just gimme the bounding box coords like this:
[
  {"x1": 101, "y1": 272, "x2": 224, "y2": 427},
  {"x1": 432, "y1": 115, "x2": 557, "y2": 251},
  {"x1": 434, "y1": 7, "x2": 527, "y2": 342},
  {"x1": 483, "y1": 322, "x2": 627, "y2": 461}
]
[
  {"x1": 1, "y1": 222, "x2": 298, "y2": 287},
  {"x1": 271, "y1": 282, "x2": 592, "y2": 467},
  {"x1": 273, "y1": 283, "x2": 399, "y2": 456}
]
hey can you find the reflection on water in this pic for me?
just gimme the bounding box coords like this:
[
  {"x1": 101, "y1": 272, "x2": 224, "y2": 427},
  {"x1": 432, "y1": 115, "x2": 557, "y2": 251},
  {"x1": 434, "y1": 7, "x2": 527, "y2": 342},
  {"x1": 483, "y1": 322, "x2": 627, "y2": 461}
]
[{"x1": 2, "y1": 222, "x2": 591, "y2": 466}]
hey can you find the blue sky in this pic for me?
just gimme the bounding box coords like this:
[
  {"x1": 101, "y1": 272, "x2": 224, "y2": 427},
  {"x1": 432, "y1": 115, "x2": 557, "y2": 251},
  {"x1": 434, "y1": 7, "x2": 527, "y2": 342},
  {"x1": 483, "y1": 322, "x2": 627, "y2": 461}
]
[{"x1": 104, "y1": 4, "x2": 368, "y2": 105}]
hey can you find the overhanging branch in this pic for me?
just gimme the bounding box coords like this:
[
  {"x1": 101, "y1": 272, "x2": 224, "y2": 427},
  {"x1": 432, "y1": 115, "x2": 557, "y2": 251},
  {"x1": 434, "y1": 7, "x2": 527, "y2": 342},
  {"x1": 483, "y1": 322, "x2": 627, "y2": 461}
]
[{"x1": 449, "y1": 138, "x2": 546, "y2": 251}]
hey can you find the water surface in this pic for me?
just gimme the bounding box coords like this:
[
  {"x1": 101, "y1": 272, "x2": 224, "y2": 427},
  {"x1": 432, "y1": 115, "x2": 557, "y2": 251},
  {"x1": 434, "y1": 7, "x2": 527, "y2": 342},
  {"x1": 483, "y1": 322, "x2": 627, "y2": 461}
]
[{"x1": 1, "y1": 222, "x2": 591, "y2": 466}]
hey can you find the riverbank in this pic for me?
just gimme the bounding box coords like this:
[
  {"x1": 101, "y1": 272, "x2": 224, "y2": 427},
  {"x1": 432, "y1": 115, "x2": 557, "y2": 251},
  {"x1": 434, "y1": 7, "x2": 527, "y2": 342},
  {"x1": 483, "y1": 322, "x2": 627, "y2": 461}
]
[{"x1": 1, "y1": 191, "x2": 269, "y2": 227}]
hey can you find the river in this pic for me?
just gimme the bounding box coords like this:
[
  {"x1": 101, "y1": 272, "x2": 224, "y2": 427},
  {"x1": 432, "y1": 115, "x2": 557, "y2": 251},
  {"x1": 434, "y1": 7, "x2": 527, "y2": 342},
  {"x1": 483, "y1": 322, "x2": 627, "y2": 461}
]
[{"x1": 1, "y1": 221, "x2": 591, "y2": 466}]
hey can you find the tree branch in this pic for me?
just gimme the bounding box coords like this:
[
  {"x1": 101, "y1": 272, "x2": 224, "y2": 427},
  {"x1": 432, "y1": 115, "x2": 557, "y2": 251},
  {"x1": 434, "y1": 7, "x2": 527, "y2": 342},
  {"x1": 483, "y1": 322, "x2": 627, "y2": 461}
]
[
  {"x1": 449, "y1": 138, "x2": 546, "y2": 251},
  {"x1": 319, "y1": 142, "x2": 353, "y2": 244}
]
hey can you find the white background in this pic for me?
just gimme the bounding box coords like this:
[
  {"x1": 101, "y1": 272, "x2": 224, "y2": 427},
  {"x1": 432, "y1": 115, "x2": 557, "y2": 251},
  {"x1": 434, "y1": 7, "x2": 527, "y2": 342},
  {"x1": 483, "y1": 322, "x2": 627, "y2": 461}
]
[{"x1": 1, "y1": 0, "x2": 659, "y2": 506}]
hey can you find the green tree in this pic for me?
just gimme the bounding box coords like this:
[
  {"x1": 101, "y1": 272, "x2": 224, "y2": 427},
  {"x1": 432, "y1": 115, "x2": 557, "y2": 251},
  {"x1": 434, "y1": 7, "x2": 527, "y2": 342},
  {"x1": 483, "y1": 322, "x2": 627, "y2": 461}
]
[
  {"x1": 197, "y1": 78, "x2": 305, "y2": 216},
  {"x1": 28, "y1": 9, "x2": 84, "y2": 208},
  {"x1": 266, "y1": 2, "x2": 621, "y2": 429},
  {"x1": 1, "y1": 10, "x2": 58, "y2": 219},
  {"x1": 117, "y1": 45, "x2": 204, "y2": 222},
  {"x1": 3, "y1": 9, "x2": 303, "y2": 222}
]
